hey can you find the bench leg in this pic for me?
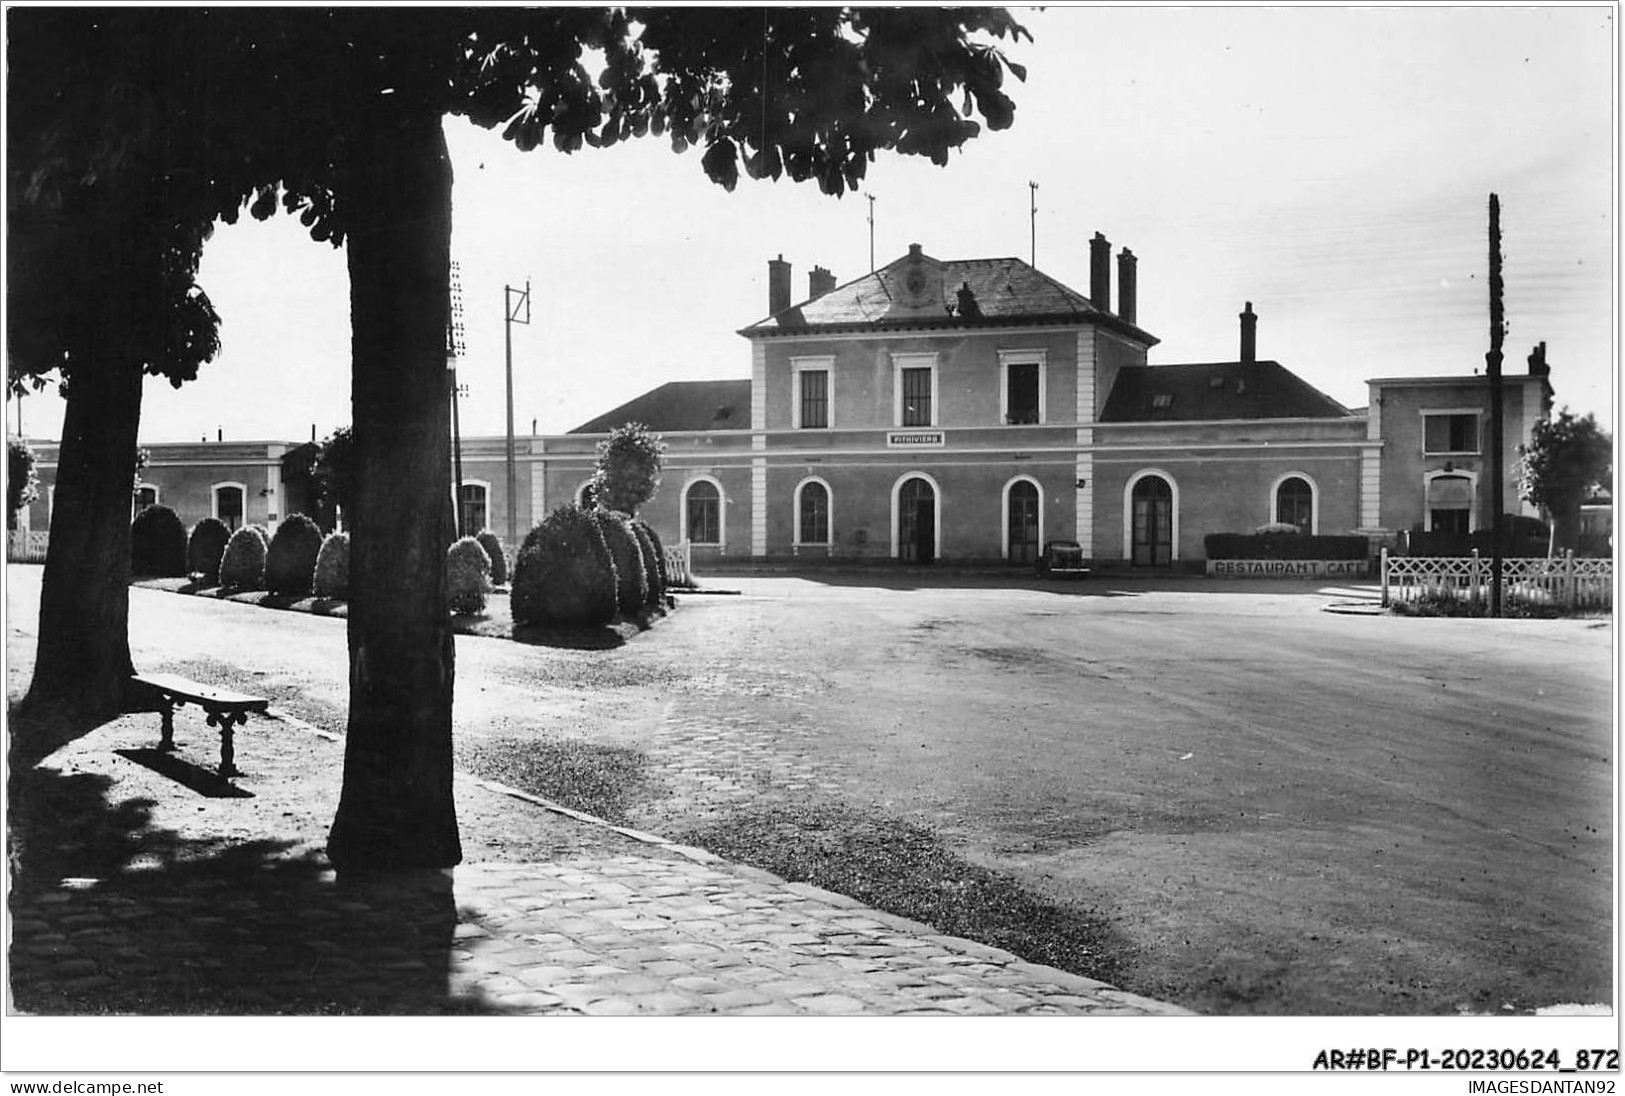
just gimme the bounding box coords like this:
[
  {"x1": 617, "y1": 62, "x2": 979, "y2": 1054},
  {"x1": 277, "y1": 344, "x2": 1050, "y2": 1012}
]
[
  {"x1": 207, "y1": 710, "x2": 247, "y2": 779},
  {"x1": 157, "y1": 699, "x2": 177, "y2": 752}
]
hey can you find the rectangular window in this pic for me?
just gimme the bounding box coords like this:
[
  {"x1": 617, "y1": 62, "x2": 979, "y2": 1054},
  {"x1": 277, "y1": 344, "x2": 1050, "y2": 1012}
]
[
  {"x1": 799, "y1": 369, "x2": 828, "y2": 429},
  {"x1": 1424, "y1": 413, "x2": 1480, "y2": 454},
  {"x1": 459, "y1": 484, "x2": 487, "y2": 537},
  {"x1": 902, "y1": 367, "x2": 933, "y2": 426},
  {"x1": 1006, "y1": 363, "x2": 1040, "y2": 424}
]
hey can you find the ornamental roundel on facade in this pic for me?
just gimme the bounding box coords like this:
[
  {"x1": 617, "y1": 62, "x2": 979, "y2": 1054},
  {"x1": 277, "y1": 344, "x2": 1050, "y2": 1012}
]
[{"x1": 897, "y1": 254, "x2": 942, "y2": 311}]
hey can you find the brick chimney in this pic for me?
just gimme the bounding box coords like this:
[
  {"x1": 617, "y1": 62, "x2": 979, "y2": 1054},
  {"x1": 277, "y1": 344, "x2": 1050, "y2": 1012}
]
[
  {"x1": 1117, "y1": 248, "x2": 1137, "y2": 325},
  {"x1": 808, "y1": 265, "x2": 836, "y2": 300},
  {"x1": 768, "y1": 254, "x2": 792, "y2": 315},
  {"x1": 1090, "y1": 233, "x2": 1111, "y2": 311},
  {"x1": 1240, "y1": 301, "x2": 1258, "y2": 364}
]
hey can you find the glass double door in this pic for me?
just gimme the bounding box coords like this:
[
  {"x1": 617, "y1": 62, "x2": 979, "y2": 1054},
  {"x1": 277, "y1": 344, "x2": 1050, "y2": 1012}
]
[{"x1": 1132, "y1": 475, "x2": 1173, "y2": 567}]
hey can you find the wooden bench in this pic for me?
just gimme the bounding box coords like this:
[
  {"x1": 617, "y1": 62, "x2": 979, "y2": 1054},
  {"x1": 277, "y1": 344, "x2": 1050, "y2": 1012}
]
[{"x1": 129, "y1": 672, "x2": 270, "y2": 779}]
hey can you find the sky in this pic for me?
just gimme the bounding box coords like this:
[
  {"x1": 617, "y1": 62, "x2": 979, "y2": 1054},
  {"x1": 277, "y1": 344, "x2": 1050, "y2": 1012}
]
[{"x1": 8, "y1": 4, "x2": 1618, "y2": 446}]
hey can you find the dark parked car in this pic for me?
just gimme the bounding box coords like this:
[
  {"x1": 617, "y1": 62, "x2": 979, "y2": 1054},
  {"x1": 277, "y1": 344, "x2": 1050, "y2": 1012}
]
[{"x1": 1035, "y1": 539, "x2": 1090, "y2": 579}]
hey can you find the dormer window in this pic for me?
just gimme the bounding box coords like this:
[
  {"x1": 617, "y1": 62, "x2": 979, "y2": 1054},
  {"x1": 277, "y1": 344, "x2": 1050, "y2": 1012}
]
[{"x1": 1151, "y1": 393, "x2": 1174, "y2": 410}]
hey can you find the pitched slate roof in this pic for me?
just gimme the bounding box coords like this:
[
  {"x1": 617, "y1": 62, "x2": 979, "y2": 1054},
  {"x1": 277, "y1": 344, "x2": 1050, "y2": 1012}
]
[
  {"x1": 740, "y1": 250, "x2": 1157, "y2": 345},
  {"x1": 1098, "y1": 361, "x2": 1353, "y2": 422},
  {"x1": 569, "y1": 380, "x2": 752, "y2": 434}
]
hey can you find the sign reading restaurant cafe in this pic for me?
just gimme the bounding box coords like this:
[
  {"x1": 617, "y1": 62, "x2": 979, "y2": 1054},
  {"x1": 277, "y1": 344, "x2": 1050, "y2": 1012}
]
[{"x1": 1207, "y1": 558, "x2": 1369, "y2": 578}]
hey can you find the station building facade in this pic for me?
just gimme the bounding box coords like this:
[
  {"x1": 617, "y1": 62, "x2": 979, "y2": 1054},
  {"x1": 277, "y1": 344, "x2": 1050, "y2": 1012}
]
[
  {"x1": 532, "y1": 239, "x2": 1554, "y2": 569},
  {"x1": 15, "y1": 239, "x2": 1556, "y2": 571}
]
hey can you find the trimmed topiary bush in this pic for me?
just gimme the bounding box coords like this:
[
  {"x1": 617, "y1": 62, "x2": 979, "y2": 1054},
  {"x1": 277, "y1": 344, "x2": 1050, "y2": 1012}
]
[
  {"x1": 219, "y1": 525, "x2": 268, "y2": 591},
  {"x1": 265, "y1": 513, "x2": 324, "y2": 596},
  {"x1": 629, "y1": 520, "x2": 664, "y2": 609},
  {"x1": 186, "y1": 517, "x2": 232, "y2": 584},
  {"x1": 130, "y1": 504, "x2": 188, "y2": 578},
  {"x1": 593, "y1": 509, "x2": 648, "y2": 617},
  {"x1": 634, "y1": 518, "x2": 672, "y2": 593},
  {"x1": 511, "y1": 505, "x2": 618, "y2": 627},
  {"x1": 476, "y1": 529, "x2": 508, "y2": 587},
  {"x1": 312, "y1": 531, "x2": 350, "y2": 599},
  {"x1": 447, "y1": 536, "x2": 493, "y2": 615}
]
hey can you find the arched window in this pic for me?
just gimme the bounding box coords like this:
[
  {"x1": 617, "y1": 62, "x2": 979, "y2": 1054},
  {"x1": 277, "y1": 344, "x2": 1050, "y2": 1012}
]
[
  {"x1": 213, "y1": 482, "x2": 246, "y2": 531},
  {"x1": 1273, "y1": 475, "x2": 1316, "y2": 533},
  {"x1": 577, "y1": 481, "x2": 599, "y2": 510},
  {"x1": 684, "y1": 479, "x2": 722, "y2": 546},
  {"x1": 795, "y1": 478, "x2": 831, "y2": 545}
]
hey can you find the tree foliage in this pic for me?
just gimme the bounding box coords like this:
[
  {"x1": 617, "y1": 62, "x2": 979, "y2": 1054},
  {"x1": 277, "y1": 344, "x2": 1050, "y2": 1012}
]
[
  {"x1": 7, "y1": 6, "x2": 1032, "y2": 866},
  {"x1": 590, "y1": 422, "x2": 666, "y2": 515},
  {"x1": 8, "y1": 438, "x2": 39, "y2": 530},
  {"x1": 312, "y1": 427, "x2": 356, "y2": 521},
  {"x1": 1517, "y1": 409, "x2": 1613, "y2": 552}
]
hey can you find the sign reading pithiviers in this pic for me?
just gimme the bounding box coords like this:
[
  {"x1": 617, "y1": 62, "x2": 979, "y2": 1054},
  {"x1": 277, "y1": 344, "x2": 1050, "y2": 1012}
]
[
  {"x1": 1208, "y1": 559, "x2": 1369, "y2": 578},
  {"x1": 886, "y1": 431, "x2": 946, "y2": 448}
]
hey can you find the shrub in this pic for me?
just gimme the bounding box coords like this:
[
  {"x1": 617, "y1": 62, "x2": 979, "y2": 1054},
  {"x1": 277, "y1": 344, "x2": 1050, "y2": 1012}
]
[
  {"x1": 129, "y1": 504, "x2": 188, "y2": 577},
  {"x1": 1203, "y1": 533, "x2": 1370, "y2": 561},
  {"x1": 511, "y1": 505, "x2": 618, "y2": 627},
  {"x1": 634, "y1": 518, "x2": 672, "y2": 592},
  {"x1": 590, "y1": 422, "x2": 666, "y2": 515},
  {"x1": 186, "y1": 517, "x2": 232, "y2": 584},
  {"x1": 593, "y1": 509, "x2": 648, "y2": 617},
  {"x1": 312, "y1": 531, "x2": 350, "y2": 599},
  {"x1": 629, "y1": 520, "x2": 665, "y2": 608},
  {"x1": 447, "y1": 536, "x2": 493, "y2": 615},
  {"x1": 265, "y1": 513, "x2": 325, "y2": 596},
  {"x1": 476, "y1": 529, "x2": 508, "y2": 586},
  {"x1": 219, "y1": 525, "x2": 268, "y2": 590}
]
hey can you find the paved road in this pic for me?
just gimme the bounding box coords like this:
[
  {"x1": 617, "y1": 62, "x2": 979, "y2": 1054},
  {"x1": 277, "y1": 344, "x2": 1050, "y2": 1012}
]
[{"x1": 8, "y1": 567, "x2": 1612, "y2": 1014}]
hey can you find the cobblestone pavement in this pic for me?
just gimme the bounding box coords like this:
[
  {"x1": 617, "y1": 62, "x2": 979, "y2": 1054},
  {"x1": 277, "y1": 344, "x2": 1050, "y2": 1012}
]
[
  {"x1": 9, "y1": 849, "x2": 1187, "y2": 1018},
  {"x1": 6, "y1": 708, "x2": 1188, "y2": 1018}
]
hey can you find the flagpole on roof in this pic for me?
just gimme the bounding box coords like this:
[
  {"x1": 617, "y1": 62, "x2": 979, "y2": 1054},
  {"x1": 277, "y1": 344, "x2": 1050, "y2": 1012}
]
[{"x1": 1028, "y1": 181, "x2": 1039, "y2": 268}]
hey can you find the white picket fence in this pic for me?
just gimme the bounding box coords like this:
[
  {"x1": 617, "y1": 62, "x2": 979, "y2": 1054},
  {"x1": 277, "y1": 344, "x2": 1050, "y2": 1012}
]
[
  {"x1": 664, "y1": 541, "x2": 695, "y2": 589},
  {"x1": 6, "y1": 530, "x2": 48, "y2": 563},
  {"x1": 1381, "y1": 548, "x2": 1612, "y2": 611}
]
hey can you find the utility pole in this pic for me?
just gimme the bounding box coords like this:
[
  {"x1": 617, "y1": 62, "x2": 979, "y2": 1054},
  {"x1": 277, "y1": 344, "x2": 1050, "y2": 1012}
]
[
  {"x1": 504, "y1": 280, "x2": 531, "y2": 550},
  {"x1": 1487, "y1": 194, "x2": 1506, "y2": 618},
  {"x1": 1028, "y1": 181, "x2": 1039, "y2": 268},
  {"x1": 865, "y1": 193, "x2": 875, "y2": 273},
  {"x1": 447, "y1": 262, "x2": 467, "y2": 538}
]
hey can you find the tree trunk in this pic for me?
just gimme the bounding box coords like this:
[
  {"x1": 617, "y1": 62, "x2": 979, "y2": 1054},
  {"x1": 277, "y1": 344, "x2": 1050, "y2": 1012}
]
[
  {"x1": 22, "y1": 330, "x2": 144, "y2": 723},
  {"x1": 326, "y1": 108, "x2": 461, "y2": 872}
]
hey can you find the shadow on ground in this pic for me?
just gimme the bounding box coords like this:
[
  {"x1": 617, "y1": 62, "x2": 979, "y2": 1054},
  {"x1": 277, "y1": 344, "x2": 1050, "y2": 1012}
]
[{"x1": 7, "y1": 706, "x2": 518, "y2": 1016}]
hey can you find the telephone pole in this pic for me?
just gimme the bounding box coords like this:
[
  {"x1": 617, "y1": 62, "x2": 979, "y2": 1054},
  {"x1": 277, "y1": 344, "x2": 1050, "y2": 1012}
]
[
  {"x1": 1487, "y1": 194, "x2": 1506, "y2": 618},
  {"x1": 447, "y1": 262, "x2": 467, "y2": 538},
  {"x1": 504, "y1": 280, "x2": 531, "y2": 550}
]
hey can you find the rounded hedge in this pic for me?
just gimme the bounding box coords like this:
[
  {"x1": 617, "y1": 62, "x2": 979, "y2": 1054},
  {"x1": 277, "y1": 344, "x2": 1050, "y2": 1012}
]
[
  {"x1": 129, "y1": 504, "x2": 188, "y2": 578},
  {"x1": 312, "y1": 531, "x2": 350, "y2": 599},
  {"x1": 476, "y1": 529, "x2": 508, "y2": 587},
  {"x1": 447, "y1": 536, "x2": 493, "y2": 615},
  {"x1": 629, "y1": 520, "x2": 664, "y2": 609},
  {"x1": 593, "y1": 509, "x2": 648, "y2": 617},
  {"x1": 636, "y1": 518, "x2": 673, "y2": 592},
  {"x1": 186, "y1": 517, "x2": 232, "y2": 584},
  {"x1": 265, "y1": 513, "x2": 324, "y2": 596},
  {"x1": 219, "y1": 525, "x2": 268, "y2": 591},
  {"x1": 511, "y1": 505, "x2": 618, "y2": 627}
]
